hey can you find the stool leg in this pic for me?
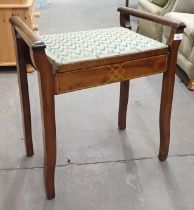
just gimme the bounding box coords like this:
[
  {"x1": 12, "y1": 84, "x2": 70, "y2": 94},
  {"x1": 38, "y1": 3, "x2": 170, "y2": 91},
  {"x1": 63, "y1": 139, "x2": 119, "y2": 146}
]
[
  {"x1": 118, "y1": 80, "x2": 130, "y2": 130},
  {"x1": 158, "y1": 26, "x2": 184, "y2": 161},
  {"x1": 15, "y1": 37, "x2": 34, "y2": 157},
  {"x1": 159, "y1": 68, "x2": 176, "y2": 161},
  {"x1": 38, "y1": 70, "x2": 56, "y2": 200}
]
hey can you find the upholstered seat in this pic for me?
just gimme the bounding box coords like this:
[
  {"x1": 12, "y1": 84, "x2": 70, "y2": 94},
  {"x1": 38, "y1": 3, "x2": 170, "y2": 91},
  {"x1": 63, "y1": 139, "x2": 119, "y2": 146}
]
[{"x1": 41, "y1": 27, "x2": 167, "y2": 71}]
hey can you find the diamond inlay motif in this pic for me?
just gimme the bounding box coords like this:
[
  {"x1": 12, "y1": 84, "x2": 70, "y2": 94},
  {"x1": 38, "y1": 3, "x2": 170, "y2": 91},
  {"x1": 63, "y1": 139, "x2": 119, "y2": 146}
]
[{"x1": 107, "y1": 64, "x2": 126, "y2": 83}]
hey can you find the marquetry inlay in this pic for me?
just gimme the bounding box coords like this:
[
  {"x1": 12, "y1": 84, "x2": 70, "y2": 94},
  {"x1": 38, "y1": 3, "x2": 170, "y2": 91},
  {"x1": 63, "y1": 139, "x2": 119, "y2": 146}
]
[{"x1": 107, "y1": 64, "x2": 126, "y2": 83}]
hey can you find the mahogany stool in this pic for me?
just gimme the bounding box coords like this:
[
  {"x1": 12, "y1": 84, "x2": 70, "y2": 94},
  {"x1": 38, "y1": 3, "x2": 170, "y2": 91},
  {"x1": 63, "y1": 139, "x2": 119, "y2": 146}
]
[{"x1": 9, "y1": 7, "x2": 185, "y2": 199}]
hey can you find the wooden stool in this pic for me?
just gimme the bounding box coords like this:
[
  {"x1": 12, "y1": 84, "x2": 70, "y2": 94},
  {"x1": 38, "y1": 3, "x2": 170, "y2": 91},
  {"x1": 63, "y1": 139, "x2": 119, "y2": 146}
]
[{"x1": 9, "y1": 7, "x2": 185, "y2": 199}]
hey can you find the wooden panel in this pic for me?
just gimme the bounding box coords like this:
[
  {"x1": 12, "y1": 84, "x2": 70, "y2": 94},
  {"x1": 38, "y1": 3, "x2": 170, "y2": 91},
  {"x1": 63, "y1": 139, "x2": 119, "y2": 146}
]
[
  {"x1": 55, "y1": 54, "x2": 168, "y2": 94},
  {"x1": 0, "y1": 0, "x2": 33, "y2": 8},
  {"x1": 0, "y1": 0, "x2": 26, "y2": 4},
  {"x1": 0, "y1": 0, "x2": 38, "y2": 66}
]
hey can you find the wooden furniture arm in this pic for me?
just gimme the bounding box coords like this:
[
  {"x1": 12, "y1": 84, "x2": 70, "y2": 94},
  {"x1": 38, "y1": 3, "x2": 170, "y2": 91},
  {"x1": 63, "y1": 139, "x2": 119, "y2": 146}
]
[
  {"x1": 9, "y1": 16, "x2": 45, "y2": 50},
  {"x1": 117, "y1": 7, "x2": 186, "y2": 30}
]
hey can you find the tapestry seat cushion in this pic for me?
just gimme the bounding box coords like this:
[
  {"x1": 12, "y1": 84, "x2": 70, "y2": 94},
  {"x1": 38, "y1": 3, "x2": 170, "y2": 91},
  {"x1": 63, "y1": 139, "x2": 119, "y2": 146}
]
[{"x1": 41, "y1": 27, "x2": 167, "y2": 67}]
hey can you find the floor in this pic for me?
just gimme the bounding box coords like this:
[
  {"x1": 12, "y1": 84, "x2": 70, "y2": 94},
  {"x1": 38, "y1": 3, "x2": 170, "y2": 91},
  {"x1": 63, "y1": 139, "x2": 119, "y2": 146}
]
[{"x1": 0, "y1": 0, "x2": 194, "y2": 209}]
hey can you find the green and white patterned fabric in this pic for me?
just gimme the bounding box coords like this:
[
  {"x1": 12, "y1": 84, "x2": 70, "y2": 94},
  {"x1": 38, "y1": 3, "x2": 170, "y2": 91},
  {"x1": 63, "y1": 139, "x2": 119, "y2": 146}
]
[{"x1": 41, "y1": 27, "x2": 167, "y2": 66}]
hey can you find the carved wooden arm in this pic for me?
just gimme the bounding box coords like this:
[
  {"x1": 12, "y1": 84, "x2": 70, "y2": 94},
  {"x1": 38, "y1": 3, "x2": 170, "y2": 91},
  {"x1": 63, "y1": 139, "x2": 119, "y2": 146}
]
[
  {"x1": 9, "y1": 16, "x2": 45, "y2": 49},
  {"x1": 117, "y1": 7, "x2": 185, "y2": 29},
  {"x1": 117, "y1": 7, "x2": 186, "y2": 49},
  {"x1": 9, "y1": 16, "x2": 48, "y2": 70}
]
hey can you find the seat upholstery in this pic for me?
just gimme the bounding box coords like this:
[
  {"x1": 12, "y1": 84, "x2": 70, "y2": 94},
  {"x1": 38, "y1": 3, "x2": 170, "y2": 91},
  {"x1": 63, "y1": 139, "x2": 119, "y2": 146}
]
[{"x1": 41, "y1": 27, "x2": 167, "y2": 69}]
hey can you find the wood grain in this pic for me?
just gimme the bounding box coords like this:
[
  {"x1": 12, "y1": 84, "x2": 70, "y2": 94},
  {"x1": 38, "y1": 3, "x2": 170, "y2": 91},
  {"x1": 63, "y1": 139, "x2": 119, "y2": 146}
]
[
  {"x1": 0, "y1": 0, "x2": 33, "y2": 9},
  {"x1": 158, "y1": 27, "x2": 184, "y2": 161},
  {"x1": 12, "y1": 29, "x2": 34, "y2": 156},
  {"x1": 0, "y1": 0, "x2": 39, "y2": 67},
  {"x1": 33, "y1": 49, "x2": 57, "y2": 200},
  {"x1": 118, "y1": 80, "x2": 130, "y2": 130},
  {"x1": 118, "y1": 7, "x2": 186, "y2": 29},
  {"x1": 55, "y1": 54, "x2": 168, "y2": 94}
]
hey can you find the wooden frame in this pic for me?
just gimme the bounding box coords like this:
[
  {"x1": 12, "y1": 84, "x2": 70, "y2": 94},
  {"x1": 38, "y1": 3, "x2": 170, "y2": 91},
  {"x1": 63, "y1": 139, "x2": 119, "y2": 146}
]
[{"x1": 9, "y1": 7, "x2": 185, "y2": 199}]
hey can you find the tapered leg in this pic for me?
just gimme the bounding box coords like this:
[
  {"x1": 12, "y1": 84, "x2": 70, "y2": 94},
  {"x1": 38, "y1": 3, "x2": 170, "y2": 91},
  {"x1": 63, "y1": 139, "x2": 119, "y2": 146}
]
[
  {"x1": 42, "y1": 102, "x2": 56, "y2": 200},
  {"x1": 118, "y1": 80, "x2": 130, "y2": 130},
  {"x1": 30, "y1": 44, "x2": 57, "y2": 200},
  {"x1": 31, "y1": 43, "x2": 57, "y2": 199},
  {"x1": 43, "y1": 113, "x2": 56, "y2": 200},
  {"x1": 159, "y1": 66, "x2": 176, "y2": 161},
  {"x1": 37, "y1": 70, "x2": 56, "y2": 199},
  {"x1": 158, "y1": 24, "x2": 186, "y2": 161},
  {"x1": 15, "y1": 37, "x2": 34, "y2": 156}
]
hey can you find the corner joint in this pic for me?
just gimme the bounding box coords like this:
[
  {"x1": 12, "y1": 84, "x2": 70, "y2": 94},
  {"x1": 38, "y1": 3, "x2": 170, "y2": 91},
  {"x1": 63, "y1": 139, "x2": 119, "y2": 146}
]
[{"x1": 32, "y1": 40, "x2": 46, "y2": 50}]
